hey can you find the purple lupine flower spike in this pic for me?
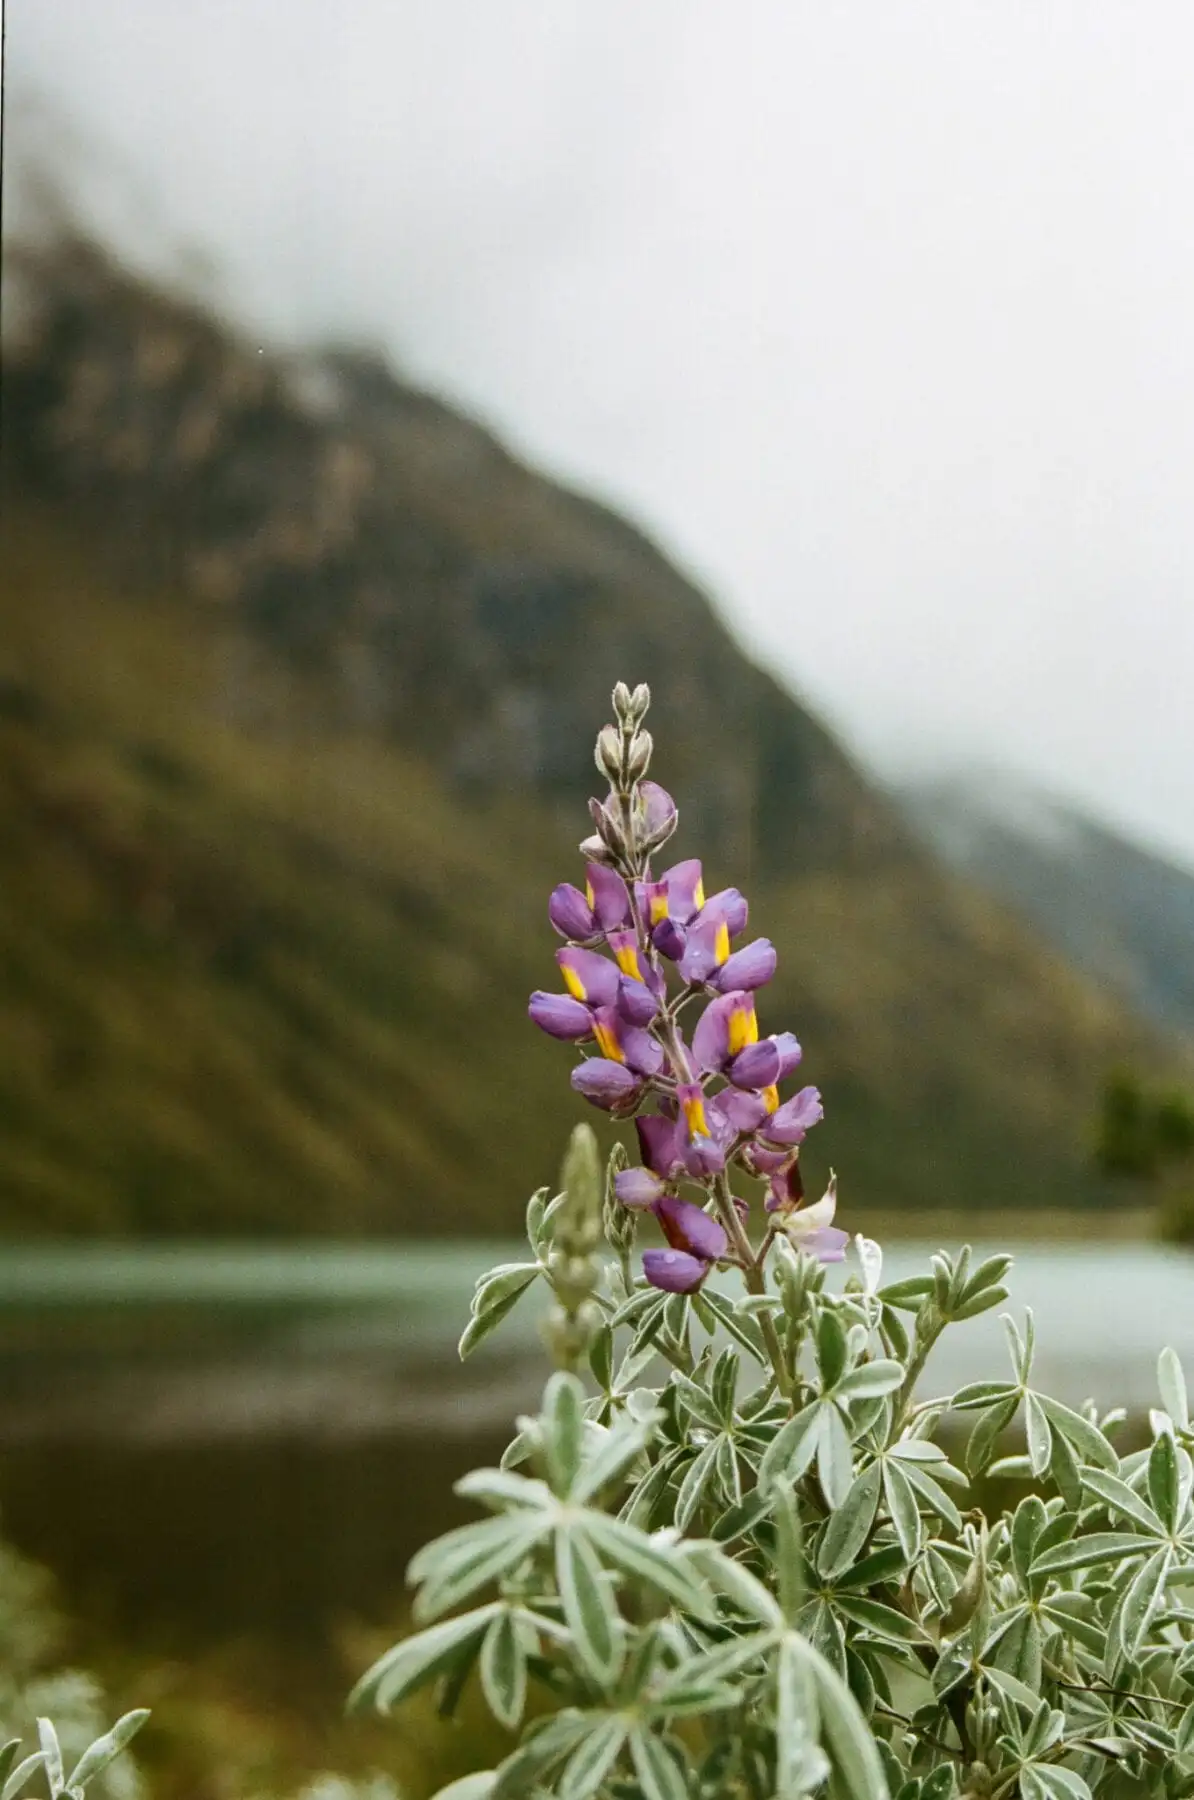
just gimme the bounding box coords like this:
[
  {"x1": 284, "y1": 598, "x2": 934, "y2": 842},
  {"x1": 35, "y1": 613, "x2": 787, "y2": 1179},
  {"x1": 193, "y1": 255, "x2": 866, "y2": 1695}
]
[
  {"x1": 549, "y1": 883, "x2": 597, "y2": 941},
  {"x1": 616, "y1": 1166, "x2": 666, "y2": 1207},
  {"x1": 641, "y1": 1193, "x2": 728, "y2": 1291},
  {"x1": 663, "y1": 859, "x2": 705, "y2": 923},
  {"x1": 616, "y1": 976, "x2": 658, "y2": 1026},
  {"x1": 773, "y1": 1032, "x2": 803, "y2": 1079},
  {"x1": 637, "y1": 780, "x2": 678, "y2": 845},
  {"x1": 728, "y1": 1039, "x2": 782, "y2": 1090},
  {"x1": 528, "y1": 992, "x2": 594, "y2": 1040},
  {"x1": 772, "y1": 1175, "x2": 849, "y2": 1264},
  {"x1": 697, "y1": 887, "x2": 749, "y2": 938},
  {"x1": 636, "y1": 1113, "x2": 686, "y2": 1179}
]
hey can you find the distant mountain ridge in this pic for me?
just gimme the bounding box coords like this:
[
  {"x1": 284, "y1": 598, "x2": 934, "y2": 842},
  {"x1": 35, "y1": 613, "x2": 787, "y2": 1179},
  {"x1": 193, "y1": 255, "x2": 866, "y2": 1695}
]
[
  {"x1": 0, "y1": 232, "x2": 1179, "y2": 1233},
  {"x1": 900, "y1": 771, "x2": 1194, "y2": 1038}
]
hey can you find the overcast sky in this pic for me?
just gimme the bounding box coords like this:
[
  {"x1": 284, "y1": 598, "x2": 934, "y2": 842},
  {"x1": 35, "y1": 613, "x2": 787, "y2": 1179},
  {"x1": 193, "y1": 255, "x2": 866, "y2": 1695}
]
[{"x1": 10, "y1": 1, "x2": 1194, "y2": 864}]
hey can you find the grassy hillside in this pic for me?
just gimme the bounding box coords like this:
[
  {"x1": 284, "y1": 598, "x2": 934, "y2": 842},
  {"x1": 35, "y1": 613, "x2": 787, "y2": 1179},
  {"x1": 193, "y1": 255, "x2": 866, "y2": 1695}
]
[{"x1": 0, "y1": 501, "x2": 1173, "y2": 1235}]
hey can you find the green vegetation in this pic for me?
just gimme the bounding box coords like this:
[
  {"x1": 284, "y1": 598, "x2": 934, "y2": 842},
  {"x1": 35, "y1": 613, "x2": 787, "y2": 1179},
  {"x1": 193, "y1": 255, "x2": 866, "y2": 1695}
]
[{"x1": 1095, "y1": 1071, "x2": 1194, "y2": 1245}]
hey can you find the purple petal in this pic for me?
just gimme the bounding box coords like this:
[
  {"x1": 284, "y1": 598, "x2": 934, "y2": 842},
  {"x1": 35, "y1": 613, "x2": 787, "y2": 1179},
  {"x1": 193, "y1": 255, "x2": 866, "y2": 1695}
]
[
  {"x1": 683, "y1": 1135, "x2": 725, "y2": 1177},
  {"x1": 549, "y1": 883, "x2": 597, "y2": 941},
  {"x1": 692, "y1": 993, "x2": 734, "y2": 1073},
  {"x1": 638, "y1": 781, "x2": 678, "y2": 843},
  {"x1": 636, "y1": 1113, "x2": 686, "y2": 1178},
  {"x1": 662, "y1": 858, "x2": 704, "y2": 924},
  {"x1": 800, "y1": 1226, "x2": 850, "y2": 1264},
  {"x1": 621, "y1": 1026, "x2": 665, "y2": 1078},
  {"x1": 712, "y1": 1088, "x2": 769, "y2": 1134},
  {"x1": 697, "y1": 887, "x2": 748, "y2": 939},
  {"x1": 570, "y1": 1059, "x2": 640, "y2": 1109},
  {"x1": 729, "y1": 1040, "x2": 782, "y2": 1090},
  {"x1": 528, "y1": 991, "x2": 594, "y2": 1040},
  {"x1": 764, "y1": 1162, "x2": 804, "y2": 1212},
  {"x1": 743, "y1": 1143, "x2": 791, "y2": 1177},
  {"x1": 642, "y1": 1248, "x2": 708, "y2": 1293},
  {"x1": 714, "y1": 938, "x2": 777, "y2": 993},
  {"x1": 762, "y1": 1085, "x2": 824, "y2": 1146},
  {"x1": 585, "y1": 863, "x2": 631, "y2": 932},
  {"x1": 678, "y1": 920, "x2": 722, "y2": 985},
  {"x1": 557, "y1": 946, "x2": 620, "y2": 1007},
  {"x1": 651, "y1": 917, "x2": 687, "y2": 960},
  {"x1": 655, "y1": 1194, "x2": 728, "y2": 1260},
  {"x1": 616, "y1": 1167, "x2": 666, "y2": 1208},
  {"x1": 616, "y1": 977, "x2": 658, "y2": 1026},
  {"x1": 773, "y1": 1032, "x2": 803, "y2": 1080}
]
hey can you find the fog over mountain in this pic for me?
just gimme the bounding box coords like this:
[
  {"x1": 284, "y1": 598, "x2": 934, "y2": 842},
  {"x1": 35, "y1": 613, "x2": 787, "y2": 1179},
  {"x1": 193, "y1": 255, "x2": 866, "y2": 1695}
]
[{"x1": 9, "y1": 1, "x2": 1194, "y2": 864}]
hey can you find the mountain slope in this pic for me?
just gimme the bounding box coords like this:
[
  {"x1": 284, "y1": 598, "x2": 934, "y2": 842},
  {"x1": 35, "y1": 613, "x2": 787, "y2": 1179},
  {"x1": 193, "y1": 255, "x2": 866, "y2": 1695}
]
[
  {"x1": 901, "y1": 772, "x2": 1194, "y2": 1040},
  {"x1": 0, "y1": 234, "x2": 1179, "y2": 1233}
]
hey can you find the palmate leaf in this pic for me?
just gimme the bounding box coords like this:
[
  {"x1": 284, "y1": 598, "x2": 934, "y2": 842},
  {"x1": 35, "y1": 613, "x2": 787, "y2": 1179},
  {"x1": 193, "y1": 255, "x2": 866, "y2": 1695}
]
[
  {"x1": 557, "y1": 1714, "x2": 629, "y2": 1800},
  {"x1": 1021, "y1": 1765, "x2": 1093, "y2": 1800},
  {"x1": 413, "y1": 1512, "x2": 551, "y2": 1622},
  {"x1": 1079, "y1": 1468, "x2": 1166, "y2": 1537},
  {"x1": 583, "y1": 1513, "x2": 714, "y2": 1615},
  {"x1": 1035, "y1": 1393, "x2": 1117, "y2": 1469}
]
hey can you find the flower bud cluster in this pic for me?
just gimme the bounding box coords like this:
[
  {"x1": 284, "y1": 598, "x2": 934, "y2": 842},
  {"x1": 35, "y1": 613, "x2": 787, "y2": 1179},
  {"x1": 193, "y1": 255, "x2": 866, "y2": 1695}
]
[{"x1": 529, "y1": 682, "x2": 847, "y2": 1295}]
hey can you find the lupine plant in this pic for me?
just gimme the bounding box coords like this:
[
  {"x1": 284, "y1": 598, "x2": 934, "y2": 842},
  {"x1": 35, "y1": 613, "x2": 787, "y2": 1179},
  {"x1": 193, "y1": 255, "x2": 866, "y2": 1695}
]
[
  {"x1": 352, "y1": 685, "x2": 1194, "y2": 1800},
  {"x1": 0, "y1": 1715, "x2": 148, "y2": 1800}
]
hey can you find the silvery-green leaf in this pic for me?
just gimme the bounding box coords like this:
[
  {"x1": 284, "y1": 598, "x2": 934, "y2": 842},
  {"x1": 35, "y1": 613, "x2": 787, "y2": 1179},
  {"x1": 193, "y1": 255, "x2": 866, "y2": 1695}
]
[
  {"x1": 838, "y1": 1542, "x2": 908, "y2": 1589},
  {"x1": 789, "y1": 1630, "x2": 890, "y2": 1800},
  {"x1": 990, "y1": 1609, "x2": 1042, "y2": 1692},
  {"x1": 897, "y1": 1460, "x2": 963, "y2": 1533},
  {"x1": 1119, "y1": 1545, "x2": 1172, "y2": 1659},
  {"x1": 628, "y1": 1728, "x2": 688, "y2": 1800},
  {"x1": 1010, "y1": 1495, "x2": 1048, "y2": 1585},
  {"x1": 628, "y1": 1294, "x2": 669, "y2": 1358},
  {"x1": 64, "y1": 1712, "x2": 150, "y2": 1793},
  {"x1": 693, "y1": 1288, "x2": 767, "y2": 1363},
  {"x1": 413, "y1": 1514, "x2": 550, "y2": 1622},
  {"x1": 587, "y1": 1322, "x2": 613, "y2": 1392},
  {"x1": 932, "y1": 1642, "x2": 972, "y2": 1700},
  {"x1": 818, "y1": 1404, "x2": 855, "y2": 1510},
  {"x1": 479, "y1": 1610, "x2": 526, "y2": 1731},
  {"x1": 965, "y1": 1393, "x2": 1020, "y2": 1477},
  {"x1": 557, "y1": 1526, "x2": 623, "y2": 1687},
  {"x1": 654, "y1": 1629, "x2": 779, "y2": 1704},
  {"x1": 883, "y1": 1458, "x2": 921, "y2": 1562},
  {"x1": 952, "y1": 1380, "x2": 1021, "y2": 1413},
  {"x1": 980, "y1": 1663, "x2": 1038, "y2": 1713},
  {"x1": 1080, "y1": 1468, "x2": 1165, "y2": 1537},
  {"x1": 1148, "y1": 1430, "x2": 1180, "y2": 1533},
  {"x1": 712, "y1": 1347, "x2": 740, "y2": 1422},
  {"x1": 553, "y1": 1715, "x2": 628, "y2": 1800},
  {"x1": 818, "y1": 1309, "x2": 849, "y2": 1389},
  {"x1": 1175, "y1": 1702, "x2": 1194, "y2": 1756},
  {"x1": 673, "y1": 1437, "x2": 722, "y2": 1533},
  {"x1": 0, "y1": 1750, "x2": 17, "y2": 1796},
  {"x1": 1024, "y1": 1394, "x2": 1052, "y2": 1478},
  {"x1": 688, "y1": 1542, "x2": 783, "y2": 1627},
  {"x1": 711, "y1": 1484, "x2": 773, "y2": 1542},
  {"x1": 525, "y1": 1186, "x2": 550, "y2": 1253},
  {"x1": 952, "y1": 1285, "x2": 1010, "y2": 1322},
  {"x1": 492, "y1": 1709, "x2": 590, "y2": 1798},
  {"x1": 760, "y1": 1403, "x2": 822, "y2": 1489},
  {"x1": 453, "y1": 1468, "x2": 553, "y2": 1514},
  {"x1": 776, "y1": 1632, "x2": 828, "y2": 1800},
  {"x1": 834, "y1": 1596, "x2": 927, "y2": 1645},
  {"x1": 1021, "y1": 1765, "x2": 1092, "y2": 1800},
  {"x1": 619, "y1": 1455, "x2": 677, "y2": 1530},
  {"x1": 583, "y1": 1514, "x2": 712, "y2": 1616},
  {"x1": 2, "y1": 1755, "x2": 45, "y2": 1800},
  {"x1": 819, "y1": 1461, "x2": 883, "y2": 1582},
  {"x1": 1001, "y1": 1313, "x2": 1030, "y2": 1384},
  {"x1": 1039, "y1": 1593, "x2": 1107, "y2": 1657},
  {"x1": 1159, "y1": 1347, "x2": 1190, "y2": 1430},
  {"x1": 835, "y1": 1360, "x2": 903, "y2": 1401},
  {"x1": 773, "y1": 1477, "x2": 807, "y2": 1623},
  {"x1": 806, "y1": 1598, "x2": 848, "y2": 1680},
  {"x1": 1047, "y1": 1428, "x2": 1083, "y2": 1511},
  {"x1": 876, "y1": 1277, "x2": 933, "y2": 1311},
  {"x1": 887, "y1": 1438, "x2": 948, "y2": 1463},
  {"x1": 1036, "y1": 1394, "x2": 1117, "y2": 1470},
  {"x1": 36, "y1": 1724, "x2": 62, "y2": 1798},
  {"x1": 572, "y1": 1417, "x2": 656, "y2": 1506},
  {"x1": 962, "y1": 1254, "x2": 1014, "y2": 1299},
  {"x1": 349, "y1": 1603, "x2": 503, "y2": 1712},
  {"x1": 543, "y1": 1371, "x2": 587, "y2": 1496},
  {"x1": 429, "y1": 1775, "x2": 497, "y2": 1800},
  {"x1": 1031, "y1": 1532, "x2": 1152, "y2": 1576},
  {"x1": 458, "y1": 1266, "x2": 540, "y2": 1360}
]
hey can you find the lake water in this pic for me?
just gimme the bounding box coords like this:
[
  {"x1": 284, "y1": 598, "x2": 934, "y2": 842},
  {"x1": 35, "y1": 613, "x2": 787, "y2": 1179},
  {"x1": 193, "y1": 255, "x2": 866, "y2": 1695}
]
[{"x1": 0, "y1": 1238, "x2": 1190, "y2": 1637}]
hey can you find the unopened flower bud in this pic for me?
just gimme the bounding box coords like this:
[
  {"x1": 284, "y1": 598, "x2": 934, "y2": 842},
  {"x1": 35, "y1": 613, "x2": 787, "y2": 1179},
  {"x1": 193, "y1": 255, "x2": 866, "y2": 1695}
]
[
  {"x1": 629, "y1": 683, "x2": 651, "y2": 723},
  {"x1": 594, "y1": 723, "x2": 624, "y2": 784},
  {"x1": 625, "y1": 729, "x2": 653, "y2": 782},
  {"x1": 612, "y1": 680, "x2": 634, "y2": 722},
  {"x1": 578, "y1": 833, "x2": 616, "y2": 865},
  {"x1": 588, "y1": 795, "x2": 625, "y2": 853}
]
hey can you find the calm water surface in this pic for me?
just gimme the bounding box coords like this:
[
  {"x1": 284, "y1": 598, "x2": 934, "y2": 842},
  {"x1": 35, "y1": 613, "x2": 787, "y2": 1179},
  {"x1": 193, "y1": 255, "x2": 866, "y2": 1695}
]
[{"x1": 0, "y1": 1238, "x2": 1189, "y2": 1636}]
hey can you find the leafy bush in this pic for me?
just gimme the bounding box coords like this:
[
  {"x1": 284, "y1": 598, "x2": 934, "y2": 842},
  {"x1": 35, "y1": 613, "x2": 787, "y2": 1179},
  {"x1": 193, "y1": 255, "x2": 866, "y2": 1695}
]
[{"x1": 351, "y1": 685, "x2": 1194, "y2": 1800}]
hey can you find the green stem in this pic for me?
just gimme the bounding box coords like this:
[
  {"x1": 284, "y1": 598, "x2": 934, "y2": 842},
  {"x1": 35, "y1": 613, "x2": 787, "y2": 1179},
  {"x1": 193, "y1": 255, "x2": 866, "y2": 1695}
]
[{"x1": 712, "y1": 1171, "x2": 792, "y2": 1399}]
